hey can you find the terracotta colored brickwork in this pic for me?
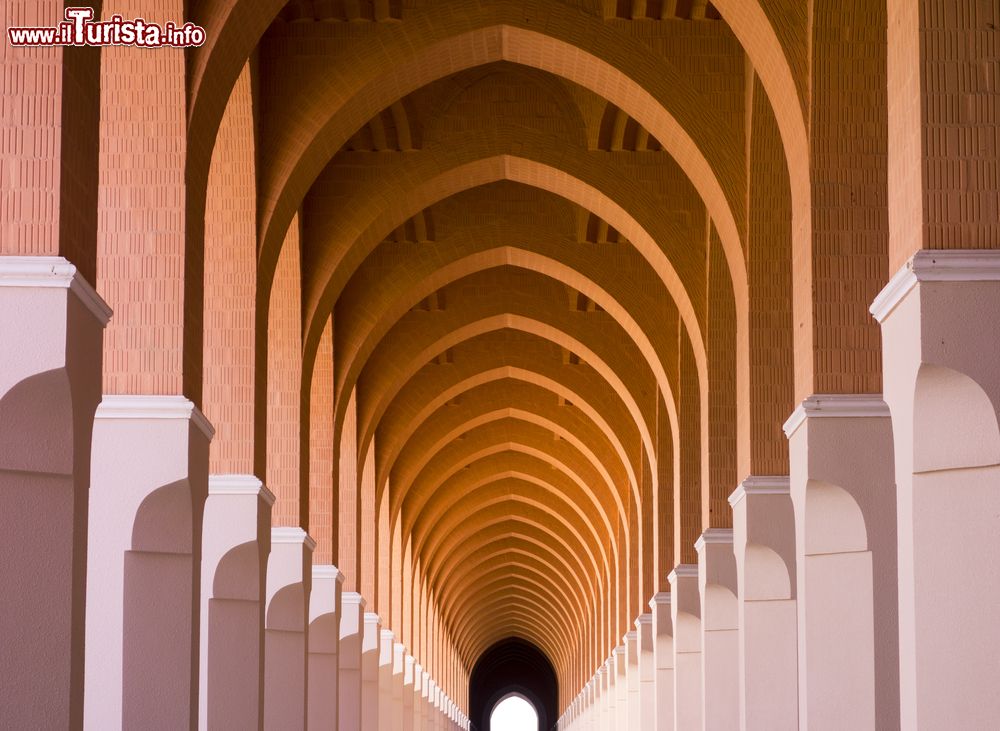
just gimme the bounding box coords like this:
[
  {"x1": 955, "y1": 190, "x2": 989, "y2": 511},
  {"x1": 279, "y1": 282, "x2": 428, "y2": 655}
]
[
  {"x1": 266, "y1": 215, "x2": 303, "y2": 527},
  {"x1": 888, "y1": 0, "x2": 1000, "y2": 270},
  {"x1": 309, "y1": 317, "x2": 335, "y2": 564},
  {"x1": 746, "y1": 73, "x2": 793, "y2": 476},
  {"x1": 808, "y1": 0, "x2": 888, "y2": 396},
  {"x1": 1, "y1": 2, "x2": 100, "y2": 283},
  {"x1": 98, "y1": 0, "x2": 187, "y2": 395},
  {"x1": 203, "y1": 65, "x2": 257, "y2": 474}
]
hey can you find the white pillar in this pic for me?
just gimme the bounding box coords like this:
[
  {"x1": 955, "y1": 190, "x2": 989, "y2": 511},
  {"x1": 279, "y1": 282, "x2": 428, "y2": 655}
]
[
  {"x1": 729, "y1": 477, "x2": 798, "y2": 731},
  {"x1": 264, "y1": 527, "x2": 314, "y2": 730},
  {"x1": 696, "y1": 529, "x2": 739, "y2": 731},
  {"x1": 669, "y1": 565, "x2": 701, "y2": 731},
  {"x1": 200, "y1": 476, "x2": 273, "y2": 730},
  {"x1": 339, "y1": 592, "x2": 365, "y2": 731},
  {"x1": 784, "y1": 394, "x2": 897, "y2": 731},
  {"x1": 378, "y1": 629, "x2": 395, "y2": 730},
  {"x1": 403, "y1": 655, "x2": 415, "y2": 731},
  {"x1": 873, "y1": 251, "x2": 1000, "y2": 729},
  {"x1": 363, "y1": 612, "x2": 382, "y2": 728},
  {"x1": 0, "y1": 258, "x2": 109, "y2": 730},
  {"x1": 635, "y1": 614, "x2": 655, "y2": 730},
  {"x1": 392, "y1": 642, "x2": 406, "y2": 731},
  {"x1": 649, "y1": 592, "x2": 674, "y2": 731},
  {"x1": 625, "y1": 630, "x2": 641, "y2": 728},
  {"x1": 86, "y1": 396, "x2": 213, "y2": 730},
  {"x1": 308, "y1": 565, "x2": 345, "y2": 730},
  {"x1": 613, "y1": 645, "x2": 627, "y2": 728}
]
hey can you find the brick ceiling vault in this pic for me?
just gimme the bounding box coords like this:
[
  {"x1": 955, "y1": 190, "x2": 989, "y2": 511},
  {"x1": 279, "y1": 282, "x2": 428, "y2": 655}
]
[{"x1": 191, "y1": 0, "x2": 834, "y2": 714}]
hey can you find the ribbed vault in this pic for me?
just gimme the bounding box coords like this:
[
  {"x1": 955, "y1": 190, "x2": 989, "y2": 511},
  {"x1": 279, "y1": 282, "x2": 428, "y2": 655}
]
[{"x1": 193, "y1": 0, "x2": 804, "y2": 718}]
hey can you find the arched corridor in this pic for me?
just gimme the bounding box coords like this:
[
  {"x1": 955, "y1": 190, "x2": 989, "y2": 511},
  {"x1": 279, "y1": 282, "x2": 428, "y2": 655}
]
[{"x1": 1, "y1": 1, "x2": 999, "y2": 729}]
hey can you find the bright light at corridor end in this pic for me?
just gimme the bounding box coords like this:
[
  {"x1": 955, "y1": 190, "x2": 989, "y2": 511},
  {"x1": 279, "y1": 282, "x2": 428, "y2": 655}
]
[{"x1": 490, "y1": 695, "x2": 539, "y2": 731}]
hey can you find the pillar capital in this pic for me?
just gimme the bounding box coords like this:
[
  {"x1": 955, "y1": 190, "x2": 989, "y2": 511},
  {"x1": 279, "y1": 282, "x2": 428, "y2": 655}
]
[
  {"x1": 727, "y1": 475, "x2": 789, "y2": 507},
  {"x1": 870, "y1": 249, "x2": 1000, "y2": 323},
  {"x1": 782, "y1": 393, "x2": 889, "y2": 439},
  {"x1": 0, "y1": 255, "x2": 113, "y2": 324}
]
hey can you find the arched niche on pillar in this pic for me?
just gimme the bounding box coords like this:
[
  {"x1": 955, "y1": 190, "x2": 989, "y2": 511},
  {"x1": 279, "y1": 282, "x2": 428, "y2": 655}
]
[
  {"x1": 696, "y1": 529, "x2": 739, "y2": 731},
  {"x1": 783, "y1": 395, "x2": 897, "y2": 731},
  {"x1": 308, "y1": 564, "x2": 345, "y2": 730},
  {"x1": 0, "y1": 258, "x2": 110, "y2": 730},
  {"x1": 668, "y1": 565, "x2": 701, "y2": 731},
  {"x1": 200, "y1": 475, "x2": 274, "y2": 730},
  {"x1": 729, "y1": 476, "x2": 798, "y2": 731},
  {"x1": 87, "y1": 395, "x2": 213, "y2": 731},
  {"x1": 264, "y1": 527, "x2": 315, "y2": 730},
  {"x1": 873, "y1": 250, "x2": 1000, "y2": 728}
]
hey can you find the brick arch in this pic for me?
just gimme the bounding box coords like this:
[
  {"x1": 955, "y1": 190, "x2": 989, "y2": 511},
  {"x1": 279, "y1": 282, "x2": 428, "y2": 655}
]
[
  {"x1": 402, "y1": 411, "x2": 626, "y2": 568},
  {"x1": 403, "y1": 427, "x2": 635, "y2": 629},
  {"x1": 334, "y1": 234, "x2": 671, "y2": 470},
  {"x1": 356, "y1": 309, "x2": 646, "y2": 521},
  {"x1": 202, "y1": 63, "x2": 257, "y2": 475},
  {"x1": 383, "y1": 372, "x2": 646, "y2": 527},
  {"x1": 412, "y1": 469, "x2": 611, "y2": 589},
  {"x1": 448, "y1": 571, "x2": 579, "y2": 671},
  {"x1": 430, "y1": 522, "x2": 594, "y2": 649},
  {"x1": 440, "y1": 546, "x2": 590, "y2": 646},
  {"x1": 257, "y1": 19, "x2": 746, "y2": 295},
  {"x1": 404, "y1": 424, "x2": 629, "y2": 556},
  {"x1": 306, "y1": 151, "x2": 709, "y2": 420}
]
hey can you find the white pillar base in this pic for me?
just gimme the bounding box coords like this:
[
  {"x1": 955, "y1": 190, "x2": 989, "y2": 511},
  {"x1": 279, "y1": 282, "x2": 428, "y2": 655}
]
[
  {"x1": 308, "y1": 565, "x2": 345, "y2": 730},
  {"x1": 200, "y1": 475, "x2": 274, "y2": 730},
  {"x1": 85, "y1": 395, "x2": 212, "y2": 731}
]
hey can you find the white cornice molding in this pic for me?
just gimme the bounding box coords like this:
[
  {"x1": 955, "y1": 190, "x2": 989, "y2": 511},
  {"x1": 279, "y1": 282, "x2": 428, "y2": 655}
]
[
  {"x1": 782, "y1": 394, "x2": 889, "y2": 439},
  {"x1": 871, "y1": 250, "x2": 1000, "y2": 323},
  {"x1": 95, "y1": 395, "x2": 215, "y2": 439},
  {"x1": 694, "y1": 528, "x2": 733, "y2": 552},
  {"x1": 312, "y1": 564, "x2": 345, "y2": 583},
  {"x1": 668, "y1": 564, "x2": 699, "y2": 583},
  {"x1": 613, "y1": 645, "x2": 626, "y2": 656},
  {"x1": 635, "y1": 612, "x2": 653, "y2": 627},
  {"x1": 0, "y1": 256, "x2": 112, "y2": 325},
  {"x1": 342, "y1": 591, "x2": 366, "y2": 608},
  {"x1": 271, "y1": 526, "x2": 317, "y2": 552},
  {"x1": 380, "y1": 628, "x2": 395, "y2": 641},
  {"x1": 728, "y1": 475, "x2": 790, "y2": 507},
  {"x1": 364, "y1": 611, "x2": 381, "y2": 625},
  {"x1": 649, "y1": 592, "x2": 671, "y2": 609},
  {"x1": 208, "y1": 474, "x2": 275, "y2": 506},
  {"x1": 623, "y1": 630, "x2": 638, "y2": 643}
]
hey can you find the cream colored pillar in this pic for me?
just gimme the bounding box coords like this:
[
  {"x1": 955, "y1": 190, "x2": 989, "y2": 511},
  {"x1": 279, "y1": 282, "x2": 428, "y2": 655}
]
[
  {"x1": 635, "y1": 614, "x2": 655, "y2": 729},
  {"x1": 200, "y1": 476, "x2": 273, "y2": 730},
  {"x1": 669, "y1": 565, "x2": 701, "y2": 731},
  {"x1": 602, "y1": 657, "x2": 615, "y2": 729},
  {"x1": 308, "y1": 565, "x2": 345, "y2": 730},
  {"x1": 649, "y1": 592, "x2": 674, "y2": 731},
  {"x1": 625, "y1": 631, "x2": 640, "y2": 726},
  {"x1": 392, "y1": 642, "x2": 406, "y2": 731},
  {"x1": 784, "y1": 395, "x2": 897, "y2": 731},
  {"x1": 403, "y1": 655, "x2": 415, "y2": 731},
  {"x1": 86, "y1": 396, "x2": 212, "y2": 730},
  {"x1": 697, "y1": 529, "x2": 739, "y2": 731},
  {"x1": 595, "y1": 665, "x2": 609, "y2": 730},
  {"x1": 613, "y1": 645, "x2": 628, "y2": 728},
  {"x1": 873, "y1": 251, "x2": 1000, "y2": 729},
  {"x1": 378, "y1": 629, "x2": 395, "y2": 730},
  {"x1": 264, "y1": 527, "x2": 314, "y2": 730},
  {"x1": 362, "y1": 613, "x2": 382, "y2": 728},
  {"x1": 0, "y1": 258, "x2": 109, "y2": 730},
  {"x1": 729, "y1": 477, "x2": 798, "y2": 731},
  {"x1": 338, "y1": 592, "x2": 365, "y2": 730},
  {"x1": 420, "y1": 670, "x2": 431, "y2": 731}
]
